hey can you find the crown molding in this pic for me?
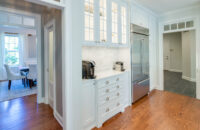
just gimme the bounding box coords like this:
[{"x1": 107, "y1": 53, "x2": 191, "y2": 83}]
[{"x1": 160, "y1": 4, "x2": 200, "y2": 17}]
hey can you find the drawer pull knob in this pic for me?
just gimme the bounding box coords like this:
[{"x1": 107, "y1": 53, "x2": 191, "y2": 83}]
[
  {"x1": 117, "y1": 85, "x2": 120, "y2": 89},
  {"x1": 106, "y1": 89, "x2": 109, "y2": 93},
  {"x1": 106, "y1": 97, "x2": 110, "y2": 101},
  {"x1": 106, "y1": 108, "x2": 110, "y2": 112},
  {"x1": 117, "y1": 103, "x2": 120, "y2": 106},
  {"x1": 106, "y1": 81, "x2": 109, "y2": 84},
  {"x1": 116, "y1": 78, "x2": 119, "y2": 81},
  {"x1": 117, "y1": 93, "x2": 120, "y2": 96}
]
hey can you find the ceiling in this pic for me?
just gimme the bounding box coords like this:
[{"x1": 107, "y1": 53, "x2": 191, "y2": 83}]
[{"x1": 134, "y1": 0, "x2": 200, "y2": 14}]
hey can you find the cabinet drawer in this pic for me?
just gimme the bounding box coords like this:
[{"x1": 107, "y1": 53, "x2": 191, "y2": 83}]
[
  {"x1": 98, "y1": 99, "x2": 122, "y2": 119},
  {"x1": 98, "y1": 82, "x2": 124, "y2": 97},
  {"x1": 98, "y1": 89, "x2": 124, "y2": 106},
  {"x1": 96, "y1": 76, "x2": 124, "y2": 88}
]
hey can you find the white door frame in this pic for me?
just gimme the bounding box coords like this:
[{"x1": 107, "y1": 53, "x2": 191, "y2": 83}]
[
  {"x1": 0, "y1": 7, "x2": 43, "y2": 103},
  {"x1": 158, "y1": 16, "x2": 200, "y2": 99},
  {"x1": 44, "y1": 19, "x2": 56, "y2": 111}
]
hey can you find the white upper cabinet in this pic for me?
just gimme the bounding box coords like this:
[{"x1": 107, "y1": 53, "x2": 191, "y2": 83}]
[
  {"x1": 84, "y1": 0, "x2": 128, "y2": 47},
  {"x1": 131, "y1": 5, "x2": 149, "y2": 28}
]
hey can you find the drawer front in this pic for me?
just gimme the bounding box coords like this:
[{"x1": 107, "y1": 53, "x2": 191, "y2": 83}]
[
  {"x1": 98, "y1": 99, "x2": 123, "y2": 121},
  {"x1": 98, "y1": 89, "x2": 124, "y2": 106},
  {"x1": 96, "y1": 75, "x2": 124, "y2": 89},
  {"x1": 98, "y1": 82, "x2": 124, "y2": 97}
]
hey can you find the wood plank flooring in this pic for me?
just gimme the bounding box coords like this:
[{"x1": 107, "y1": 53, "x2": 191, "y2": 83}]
[
  {"x1": 1, "y1": 90, "x2": 200, "y2": 130},
  {"x1": 0, "y1": 95, "x2": 62, "y2": 130},
  {"x1": 93, "y1": 90, "x2": 200, "y2": 130}
]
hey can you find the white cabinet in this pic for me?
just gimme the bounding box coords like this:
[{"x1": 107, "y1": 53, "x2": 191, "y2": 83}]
[
  {"x1": 81, "y1": 72, "x2": 130, "y2": 129},
  {"x1": 96, "y1": 74, "x2": 126, "y2": 128},
  {"x1": 84, "y1": 0, "x2": 128, "y2": 47},
  {"x1": 131, "y1": 5, "x2": 149, "y2": 28},
  {"x1": 81, "y1": 80, "x2": 96, "y2": 130}
]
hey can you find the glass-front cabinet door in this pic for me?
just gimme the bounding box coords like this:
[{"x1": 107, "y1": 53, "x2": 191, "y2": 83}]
[{"x1": 84, "y1": 0, "x2": 128, "y2": 46}]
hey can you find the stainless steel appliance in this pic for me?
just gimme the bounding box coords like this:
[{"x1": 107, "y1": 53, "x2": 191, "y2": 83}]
[
  {"x1": 131, "y1": 24, "x2": 150, "y2": 103},
  {"x1": 82, "y1": 61, "x2": 96, "y2": 79}
]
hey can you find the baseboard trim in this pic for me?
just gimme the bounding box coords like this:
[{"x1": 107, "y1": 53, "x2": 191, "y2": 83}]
[
  {"x1": 54, "y1": 111, "x2": 63, "y2": 127},
  {"x1": 168, "y1": 69, "x2": 182, "y2": 73},
  {"x1": 182, "y1": 75, "x2": 196, "y2": 82}
]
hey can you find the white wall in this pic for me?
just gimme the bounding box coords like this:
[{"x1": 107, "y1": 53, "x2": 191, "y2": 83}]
[
  {"x1": 158, "y1": 5, "x2": 200, "y2": 95},
  {"x1": 163, "y1": 32, "x2": 182, "y2": 72},
  {"x1": 182, "y1": 30, "x2": 196, "y2": 81}
]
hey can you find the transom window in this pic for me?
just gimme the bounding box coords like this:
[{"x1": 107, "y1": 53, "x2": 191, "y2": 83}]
[
  {"x1": 112, "y1": 2, "x2": 118, "y2": 43},
  {"x1": 121, "y1": 6, "x2": 127, "y2": 44},
  {"x1": 4, "y1": 35, "x2": 20, "y2": 66},
  {"x1": 84, "y1": 0, "x2": 94, "y2": 41},
  {"x1": 99, "y1": 0, "x2": 107, "y2": 42}
]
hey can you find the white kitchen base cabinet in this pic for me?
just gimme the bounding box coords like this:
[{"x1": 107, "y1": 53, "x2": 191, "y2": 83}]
[
  {"x1": 81, "y1": 71, "x2": 130, "y2": 130},
  {"x1": 81, "y1": 80, "x2": 96, "y2": 130}
]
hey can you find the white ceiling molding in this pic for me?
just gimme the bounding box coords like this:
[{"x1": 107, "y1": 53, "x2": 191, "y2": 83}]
[
  {"x1": 161, "y1": 4, "x2": 200, "y2": 17},
  {"x1": 133, "y1": 0, "x2": 200, "y2": 15},
  {"x1": 131, "y1": 0, "x2": 158, "y2": 18},
  {"x1": 25, "y1": 0, "x2": 65, "y2": 9}
]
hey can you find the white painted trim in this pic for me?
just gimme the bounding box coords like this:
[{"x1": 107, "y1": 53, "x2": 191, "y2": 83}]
[
  {"x1": 26, "y1": 0, "x2": 65, "y2": 9},
  {"x1": 44, "y1": 19, "x2": 56, "y2": 113},
  {"x1": 168, "y1": 69, "x2": 182, "y2": 73},
  {"x1": 0, "y1": 7, "x2": 43, "y2": 104},
  {"x1": 62, "y1": 0, "x2": 83, "y2": 129},
  {"x1": 161, "y1": 4, "x2": 200, "y2": 17},
  {"x1": 131, "y1": 0, "x2": 158, "y2": 18},
  {"x1": 158, "y1": 16, "x2": 200, "y2": 98},
  {"x1": 182, "y1": 75, "x2": 196, "y2": 82},
  {"x1": 54, "y1": 111, "x2": 63, "y2": 127}
]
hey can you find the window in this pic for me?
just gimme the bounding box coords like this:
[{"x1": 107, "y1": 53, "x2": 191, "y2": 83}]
[
  {"x1": 121, "y1": 6, "x2": 126, "y2": 44},
  {"x1": 99, "y1": 0, "x2": 107, "y2": 42},
  {"x1": 4, "y1": 35, "x2": 20, "y2": 66},
  {"x1": 111, "y1": 2, "x2": 118, "y2": 43},
  {"x1": 84, "y1": 0, "x2": 94, "y2": 41}
]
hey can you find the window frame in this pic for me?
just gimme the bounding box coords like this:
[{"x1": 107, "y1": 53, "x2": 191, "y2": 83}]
[{"x1": 4, "y1": 34, "x2": 20, "y2": 66}]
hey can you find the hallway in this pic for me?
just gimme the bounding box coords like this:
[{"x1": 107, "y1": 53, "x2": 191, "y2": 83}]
[{"x1": 164, "y1": 70, "x2": 196, "y2": 98}]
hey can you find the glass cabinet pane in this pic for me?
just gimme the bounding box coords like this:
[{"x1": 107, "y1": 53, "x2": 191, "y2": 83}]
[{"x1": 84, "y1": 0, "x2": 94, "y2": 41}]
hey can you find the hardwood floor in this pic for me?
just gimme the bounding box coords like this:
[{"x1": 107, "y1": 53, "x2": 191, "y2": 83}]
[
  {"x1": 0, "y1": 95, "x2": 62, "y2": 130},
  {"x1": 93, "y1": 90, "x2": 200, "y2": 130}
]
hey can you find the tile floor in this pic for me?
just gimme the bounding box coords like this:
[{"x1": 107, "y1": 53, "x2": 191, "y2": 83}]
[{"x1": 164, "y1": 70, "x2": 196, "y2": 98}]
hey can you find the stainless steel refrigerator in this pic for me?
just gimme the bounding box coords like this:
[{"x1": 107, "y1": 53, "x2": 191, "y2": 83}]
[{"x1": 130, "y1": 24, "x2": 150, "y2": 103}]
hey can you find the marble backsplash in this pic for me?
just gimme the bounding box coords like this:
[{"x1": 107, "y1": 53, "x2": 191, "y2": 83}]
[{"x1": 82, "y1": 46, "x2": 130, "y2": 74}]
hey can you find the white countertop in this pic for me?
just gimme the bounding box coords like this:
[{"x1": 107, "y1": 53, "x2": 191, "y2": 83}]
[{"x1": 82, "y1": 70, "x2": 129, "y2": 83}]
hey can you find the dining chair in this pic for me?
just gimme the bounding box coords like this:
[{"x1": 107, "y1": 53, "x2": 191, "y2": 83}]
[
  {"x1": 27, "y1": 64, "x2": 37, "y2": 88},
  {"x1": 4, "y1": 64, "x2": 26, "y2": 90}
]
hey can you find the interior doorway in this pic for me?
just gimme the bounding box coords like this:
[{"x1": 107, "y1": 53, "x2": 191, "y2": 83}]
[
  {"x1": 163, "y1": 30, "x2": 196, "y2": 97},
  {"x1": 0, "y1": 8, "x2": 42, "y2": 102},
  {"x1": 44, "y1": 20, "x2": 56, "y2": 110}
]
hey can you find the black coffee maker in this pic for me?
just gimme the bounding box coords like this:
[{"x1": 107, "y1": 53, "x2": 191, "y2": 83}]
[{"x1": 82, "y1": 61, "x2": 96, "y2": 79}]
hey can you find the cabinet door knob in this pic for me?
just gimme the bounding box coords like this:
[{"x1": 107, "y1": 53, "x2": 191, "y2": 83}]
[
  {"x1": 116, "y1": 85, "x2": 120, "y2": 89},
  {"x1": 106, "y1": 89, "x2": 109, "y2": 93},
  {"x1": 116, "y1": 78, "x2": 119, "y2": 81},
  {"x1": 106, "y1": 108, "x2": 110, "y2": 112},
  {"x1": 117, "y1": 103, "x2": 120, "y2": 106},
  {"x1": 117, "y1": 93, "x2": 120, "y2": 96},
  {"x1": 106, "y1": 81, "x2": 109, "y2": 84},
  {"x1": 106, "y1": 97, "x2": 110, "y2": 101}
]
